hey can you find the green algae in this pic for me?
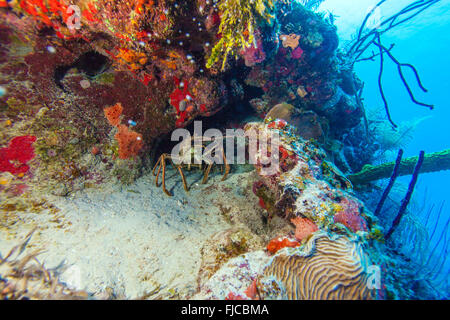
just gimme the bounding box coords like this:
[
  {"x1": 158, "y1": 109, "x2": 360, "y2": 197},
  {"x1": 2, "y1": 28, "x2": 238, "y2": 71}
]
[{"x1": 348, "y1": 149, "x2": 450, "y2": 185}]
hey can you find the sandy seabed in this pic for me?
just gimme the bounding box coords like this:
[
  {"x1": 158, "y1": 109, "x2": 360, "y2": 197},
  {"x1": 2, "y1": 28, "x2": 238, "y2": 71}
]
[{"x1": 0, "y1": 168, "x2": 289, "y2": 299}]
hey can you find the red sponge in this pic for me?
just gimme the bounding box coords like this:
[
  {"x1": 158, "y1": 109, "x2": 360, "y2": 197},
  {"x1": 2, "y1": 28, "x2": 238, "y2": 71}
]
[{"x1": 0, "y1": 135, "x2": 37, "y2": 175}]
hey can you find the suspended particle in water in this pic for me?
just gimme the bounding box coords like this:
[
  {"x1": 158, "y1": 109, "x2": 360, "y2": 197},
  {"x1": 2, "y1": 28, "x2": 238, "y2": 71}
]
[{"x1": 47, "y1": 46, "x2": 56, "y2": 53}]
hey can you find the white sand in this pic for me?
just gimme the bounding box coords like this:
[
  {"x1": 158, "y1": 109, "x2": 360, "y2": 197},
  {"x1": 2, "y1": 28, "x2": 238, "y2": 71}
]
[{"x1": 0, "y1": 169, "x2": 279, "y2": 299}]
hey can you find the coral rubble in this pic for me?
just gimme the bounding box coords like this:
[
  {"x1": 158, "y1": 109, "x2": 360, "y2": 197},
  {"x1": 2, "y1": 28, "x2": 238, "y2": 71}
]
[{"x1": 0, "y1": 231, "x2": 90, "y2": 299}]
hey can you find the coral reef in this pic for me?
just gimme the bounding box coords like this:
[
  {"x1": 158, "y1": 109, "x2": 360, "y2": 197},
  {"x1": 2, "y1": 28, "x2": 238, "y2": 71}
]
[
  {"x1": 195, "y1": 232, "x2": 379, "y2": 300},
  {"x1": 0, "y1": 0, "x2": 445, "y2": 301},
  {"x1": 194, "y1": 119, "x2": 386, "y2": 300},
  {"x1": 0, "y1": 0, "x2": 368, "y2": 195},
  {"x1": 246, "y1": 120, "x2": 377, "y2": 238}
]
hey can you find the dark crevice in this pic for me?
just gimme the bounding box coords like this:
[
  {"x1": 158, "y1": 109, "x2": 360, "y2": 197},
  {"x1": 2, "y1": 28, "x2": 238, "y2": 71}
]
[
  {"x1": 54, "y1": 51, "x2": 110, "y2": 91},
  {"x1": 154, "y1": 67, "x2": 264, "y2": 159}
]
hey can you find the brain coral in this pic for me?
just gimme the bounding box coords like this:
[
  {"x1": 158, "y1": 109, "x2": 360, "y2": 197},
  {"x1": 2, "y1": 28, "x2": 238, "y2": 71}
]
[{"x1": 262, "y1": 233, "x2": 375, "y2": 300}]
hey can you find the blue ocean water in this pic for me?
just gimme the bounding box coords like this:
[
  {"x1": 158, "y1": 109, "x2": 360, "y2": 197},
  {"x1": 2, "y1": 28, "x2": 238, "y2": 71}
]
[{"x1": 321, "y1": 0, "x2": 450, "y2": 294}]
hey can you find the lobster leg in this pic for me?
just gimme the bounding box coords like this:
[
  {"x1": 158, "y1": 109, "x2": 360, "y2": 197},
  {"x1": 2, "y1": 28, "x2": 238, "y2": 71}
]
[
  {"x1": 152, "y1": 155, "x2": 162, "y2": 176},
  {"x1": 176, "y1": 165, "x2": 189, "y2": 192},
  {"x1": 168, "y1": 157, "x2": 189, "y2": 193},
  {"x1": 221, "y1": 150, "x2": 230, "y2": 181},
  {"x1": 161, "y1": 155, "x2": 172, "y2": 196},
  {"x1": 202, "y1": 163, "x2": 213, "y2": 184},
  {"x1": 154, "y1": 158, "x2": 162, "y2": 187}
]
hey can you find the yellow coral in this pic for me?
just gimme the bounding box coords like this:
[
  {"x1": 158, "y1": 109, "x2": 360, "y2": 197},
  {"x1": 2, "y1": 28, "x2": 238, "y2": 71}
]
[
  {"x1": 116, "y1": 48, "x2": 147, "y2": 70},
  {"x1": 206, "y1": 0, "x2": 275, "y2": 71}
]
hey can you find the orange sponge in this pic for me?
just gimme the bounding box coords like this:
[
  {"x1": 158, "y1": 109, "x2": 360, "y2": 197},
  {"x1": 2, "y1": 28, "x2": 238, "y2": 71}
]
[
  {"x1": 104, "y1": 103, "x2": 123, "y2": 127},
  {"x1": 115, "y1": 124, "x2": 143, "y2": 159},
  {"x1": 267, "y1": 237, "x2": 300, "y2": 254}
]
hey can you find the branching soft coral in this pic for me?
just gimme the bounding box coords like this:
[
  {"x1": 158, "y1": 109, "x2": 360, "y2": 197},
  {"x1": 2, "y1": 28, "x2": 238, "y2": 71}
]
[{"x1": 206, "y1": 0, "x2": 275, "y2": 71}]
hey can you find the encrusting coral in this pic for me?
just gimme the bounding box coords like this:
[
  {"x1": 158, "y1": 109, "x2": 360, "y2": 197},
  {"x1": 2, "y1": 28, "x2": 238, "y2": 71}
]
[
  {"x1": 280, "y1": 33, "x2": 301, "y2": 50},
  {"x1": 104, "y1": 102, "x2": 124, "y2": 127},
  {"x1": 266, "y1": 237, "x2": 300, "y2": 254},
  {"x1": 246, "y1": 119, "x2": 376, "y2": 238},
  {"x1": 290, "y1": 217, "x2": 318, "y2": 241},
  {"x1": 348, "y1": 148, "x2": 450, "y2": 185}
]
